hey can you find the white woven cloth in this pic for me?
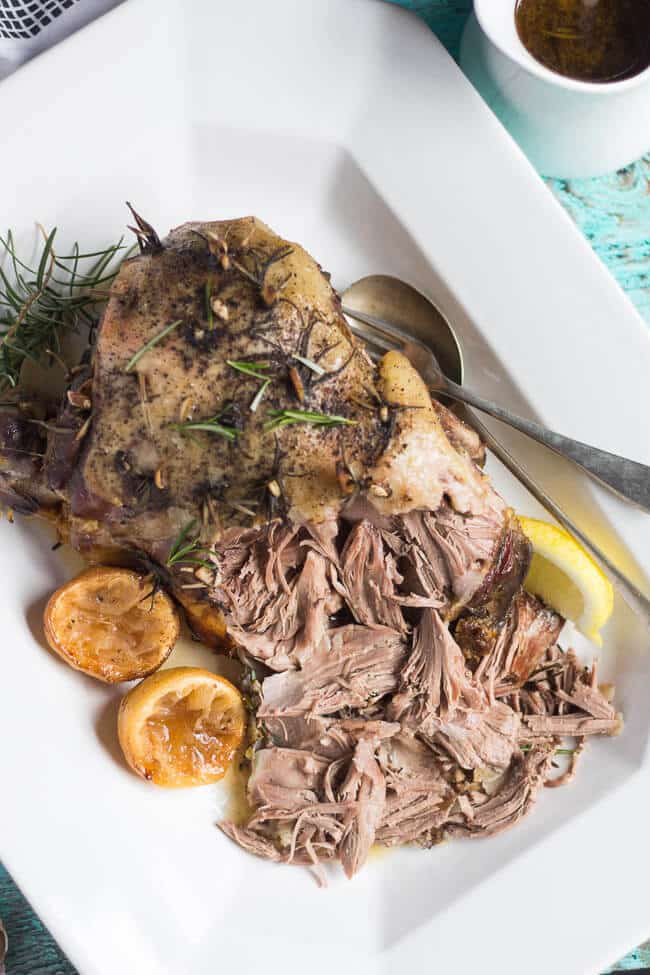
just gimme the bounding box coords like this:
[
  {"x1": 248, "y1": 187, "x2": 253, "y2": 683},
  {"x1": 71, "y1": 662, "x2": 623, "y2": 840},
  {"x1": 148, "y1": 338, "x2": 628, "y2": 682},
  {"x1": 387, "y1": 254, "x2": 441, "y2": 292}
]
[{"x1": 0, "y1": 0, "x2": 124, "y2": 79}]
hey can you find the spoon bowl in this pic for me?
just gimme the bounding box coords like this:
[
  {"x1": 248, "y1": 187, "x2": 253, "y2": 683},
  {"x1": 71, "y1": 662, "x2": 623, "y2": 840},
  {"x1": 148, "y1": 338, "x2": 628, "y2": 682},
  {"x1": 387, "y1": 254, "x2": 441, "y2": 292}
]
[{"x1": 341, "y1": 274, "x2": 464, "y2": 386}]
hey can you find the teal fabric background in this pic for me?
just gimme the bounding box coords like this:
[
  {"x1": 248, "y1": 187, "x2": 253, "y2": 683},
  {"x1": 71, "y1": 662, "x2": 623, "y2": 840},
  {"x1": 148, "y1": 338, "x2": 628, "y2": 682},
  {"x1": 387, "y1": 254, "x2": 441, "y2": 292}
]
[{"x1": 2, "y1": 2, "x2": 650, "y2": 973}]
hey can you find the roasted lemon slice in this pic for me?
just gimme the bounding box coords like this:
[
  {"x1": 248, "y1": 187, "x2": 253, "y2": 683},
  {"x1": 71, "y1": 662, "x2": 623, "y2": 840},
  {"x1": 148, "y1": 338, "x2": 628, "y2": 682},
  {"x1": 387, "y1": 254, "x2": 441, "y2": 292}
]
[
  {"x1": 519, "y1": 516, "x2": 614, "y2": 646},
  {"x1": 117, "y1": 667, "x2": 246, "y2": 787},
  {"x1": 44, "y1": 567, "x2": 179, "y2": 683}
]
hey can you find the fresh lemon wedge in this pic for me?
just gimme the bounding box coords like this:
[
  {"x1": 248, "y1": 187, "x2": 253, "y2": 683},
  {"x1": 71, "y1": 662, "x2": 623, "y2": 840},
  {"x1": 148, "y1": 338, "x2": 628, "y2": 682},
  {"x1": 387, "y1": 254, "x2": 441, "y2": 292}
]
[
  {"x1": 118, "y1": 667, "x2": 246, "y2": 788},
  {"x1": 518, "y1": 516, "x2": 614, "y2": 646}
]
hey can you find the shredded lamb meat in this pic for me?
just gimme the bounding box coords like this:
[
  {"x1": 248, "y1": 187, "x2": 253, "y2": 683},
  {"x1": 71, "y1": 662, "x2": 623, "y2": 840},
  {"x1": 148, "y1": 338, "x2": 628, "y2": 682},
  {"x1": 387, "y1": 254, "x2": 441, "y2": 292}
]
[{"x1": 218, "y1": 514, "x2": 620, "y2": 882}]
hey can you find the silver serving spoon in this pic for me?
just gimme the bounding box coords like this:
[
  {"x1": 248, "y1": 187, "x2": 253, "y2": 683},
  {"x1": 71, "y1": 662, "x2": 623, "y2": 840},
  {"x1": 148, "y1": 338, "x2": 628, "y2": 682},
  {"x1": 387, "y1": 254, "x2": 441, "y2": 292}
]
[
  {"x1": 342, "y1": 277, "x2": 650, "y2": 512},
  {"x1": 341, "y1": 274, "x2": 650, "y2": 626}
]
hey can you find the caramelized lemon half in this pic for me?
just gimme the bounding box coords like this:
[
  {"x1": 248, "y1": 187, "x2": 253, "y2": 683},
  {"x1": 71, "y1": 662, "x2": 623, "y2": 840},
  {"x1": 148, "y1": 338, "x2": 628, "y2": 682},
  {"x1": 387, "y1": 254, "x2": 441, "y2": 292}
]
[
  {"x1": 117, "y1": 667, "x2": 246, "y2": 788},
  {"x1": 44, "y1": 567, "x2": 179, "y2": 683}
]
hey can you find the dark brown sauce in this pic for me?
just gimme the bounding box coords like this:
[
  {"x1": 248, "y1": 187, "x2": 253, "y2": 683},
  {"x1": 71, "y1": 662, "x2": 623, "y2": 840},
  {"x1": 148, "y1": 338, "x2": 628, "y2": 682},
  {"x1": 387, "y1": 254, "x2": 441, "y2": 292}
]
[{"x1": 515, "y1": 0, "x2": 650, "y2": 83}]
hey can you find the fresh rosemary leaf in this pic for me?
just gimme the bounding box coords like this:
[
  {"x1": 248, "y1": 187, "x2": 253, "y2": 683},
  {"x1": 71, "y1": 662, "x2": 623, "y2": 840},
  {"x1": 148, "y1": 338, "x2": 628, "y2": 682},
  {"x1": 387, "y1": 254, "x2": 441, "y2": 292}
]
[
  {"x1": 169, "y1": 415, "x2": 239, "y2": 441},
  {"x1": 55, "y1": 242, "x2": 126, "y2": 295},
  {"x1": 291, "y1": 353, "x2": 325, "y2": 376},
  {"x1": 265, "y1": 408, "x2": 357, "y2": 431},
  {"x1": 35, "y1": 227, "x2": 56, "y2": 289},
  {"x1": 167, "y1": 518, "x2": 197, "y2": 561},
  {"x1": 68, "y1": 242, "x2": 80, "y2": 296},
  {"x1": 55, "y1": 246, "x2": 127, "y2": 261},
  {"x1": 166, "y1": 519, "x2": 214, "y2": 568},
  {"x1": 125, "y1": 319, "x2": 183, "y2": 372},
  {"x1": 226, "y1": 359, "x2": 270, "y2": 380}
]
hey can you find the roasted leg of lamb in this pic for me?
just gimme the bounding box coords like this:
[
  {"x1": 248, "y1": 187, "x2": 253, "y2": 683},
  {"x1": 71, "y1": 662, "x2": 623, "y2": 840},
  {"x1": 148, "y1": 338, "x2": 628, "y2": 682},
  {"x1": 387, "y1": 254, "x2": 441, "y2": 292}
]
[{"x1": 0, "y1": 215, "x2": 620, "y2": 880}]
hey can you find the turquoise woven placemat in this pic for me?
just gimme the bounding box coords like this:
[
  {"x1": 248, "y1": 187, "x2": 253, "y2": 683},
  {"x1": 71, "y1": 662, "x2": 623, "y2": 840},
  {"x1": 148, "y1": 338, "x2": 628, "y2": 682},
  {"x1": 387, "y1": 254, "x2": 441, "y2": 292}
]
[{"x1": 2, "y1": 3, "x2": 650, "y2": 974}]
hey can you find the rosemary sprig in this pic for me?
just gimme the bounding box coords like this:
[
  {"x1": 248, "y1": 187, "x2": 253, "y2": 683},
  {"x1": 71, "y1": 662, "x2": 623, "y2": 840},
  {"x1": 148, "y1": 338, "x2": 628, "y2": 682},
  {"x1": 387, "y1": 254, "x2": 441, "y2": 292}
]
[
  {"x1": 0, "y1": 227, "x2": 127, "y2": 390},
  {"x1": 125, "y1": 319, "x2": 183, "y2": 373},
  {"x1": 169, "y1": 414, "x2": 239, "y2": 441},
  {"x1": 227, "y1": 359, "x2": 272, "y2": 413},
  {"x1": 166, "y1": 519, "x2": 214, "y2": 569},
  {"x1": 265, "y1": 408, "x2": 357, "y2": 431}
]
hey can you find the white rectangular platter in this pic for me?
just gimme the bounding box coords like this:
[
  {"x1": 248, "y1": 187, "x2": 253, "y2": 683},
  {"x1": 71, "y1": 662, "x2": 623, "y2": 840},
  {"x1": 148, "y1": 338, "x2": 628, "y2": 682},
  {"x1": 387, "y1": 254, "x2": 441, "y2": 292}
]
[{"x1": 1, "y1": 2, "x2": 650, "y2": 974}]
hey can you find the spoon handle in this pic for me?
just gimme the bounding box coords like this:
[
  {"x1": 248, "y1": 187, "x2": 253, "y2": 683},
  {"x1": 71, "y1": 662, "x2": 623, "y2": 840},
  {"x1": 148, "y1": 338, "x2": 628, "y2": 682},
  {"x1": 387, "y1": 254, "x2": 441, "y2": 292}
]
[
  {"x1": 447, "y1": 381, "x2": 650, "y2": 513},
  {"x1": 464, "y1": 409, "x2": 650, "y2": 627}
]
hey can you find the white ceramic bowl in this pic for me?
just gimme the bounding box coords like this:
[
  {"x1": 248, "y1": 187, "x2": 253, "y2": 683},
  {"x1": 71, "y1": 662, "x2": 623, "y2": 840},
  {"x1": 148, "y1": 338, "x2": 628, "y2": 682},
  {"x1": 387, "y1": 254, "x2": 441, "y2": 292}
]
[{"x1": 460, "y1": 0, "x2": 650, "y2": 178}]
